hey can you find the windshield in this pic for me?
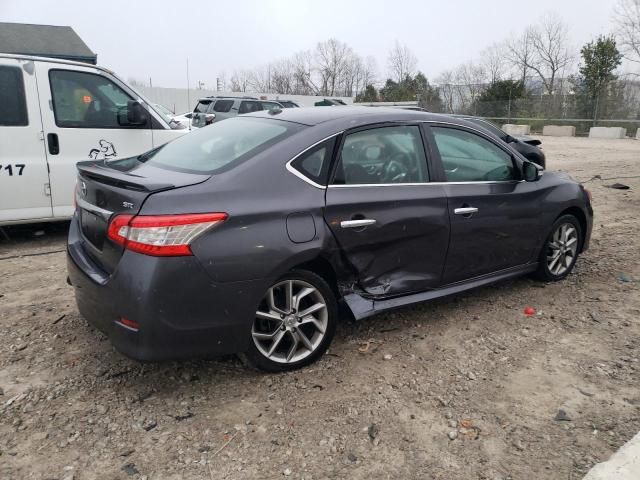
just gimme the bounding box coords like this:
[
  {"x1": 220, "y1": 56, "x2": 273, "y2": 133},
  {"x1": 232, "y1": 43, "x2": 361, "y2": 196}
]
[
  {"x1": 154, "y1": 103, "x2": 174, "y2": 117},
  {"x1": 145, "y1": 116, "x2": 305, "y2": 174}
]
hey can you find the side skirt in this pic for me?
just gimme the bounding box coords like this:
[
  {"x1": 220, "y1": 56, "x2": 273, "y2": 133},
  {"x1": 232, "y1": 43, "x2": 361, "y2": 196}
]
[{"x1": 343, "y1": 263, "x2": 538, "y2": 320}]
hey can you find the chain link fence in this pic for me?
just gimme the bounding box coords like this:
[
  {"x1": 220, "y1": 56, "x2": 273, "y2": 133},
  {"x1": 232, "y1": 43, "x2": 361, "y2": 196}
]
[{"x1": 431, "y1": 80, "x2": 640, "y2": 136}]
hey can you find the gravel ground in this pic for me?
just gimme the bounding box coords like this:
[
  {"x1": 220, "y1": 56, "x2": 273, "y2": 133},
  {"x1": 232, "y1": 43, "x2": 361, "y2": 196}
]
[{"x1": 1, "y1": 136, "x2": 639, "y2": 480}]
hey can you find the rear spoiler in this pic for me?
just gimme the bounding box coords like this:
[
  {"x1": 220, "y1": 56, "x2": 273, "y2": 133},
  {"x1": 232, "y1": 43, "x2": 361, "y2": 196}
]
[{"x1": 77, "y1": 161, "x2": 175, "y2": 192}]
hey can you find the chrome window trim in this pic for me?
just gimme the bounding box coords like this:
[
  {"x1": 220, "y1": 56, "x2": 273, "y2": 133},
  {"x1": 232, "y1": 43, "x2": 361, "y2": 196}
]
[
  {"x1": 285, "y1": 119, "x2": 527, "y2": 189},
  {"x1": 327, "y1": 180, "x2": 524, "y2": 188},
  {"x1": 285, "y1": 132, "x2": 343, "y2": 189}
]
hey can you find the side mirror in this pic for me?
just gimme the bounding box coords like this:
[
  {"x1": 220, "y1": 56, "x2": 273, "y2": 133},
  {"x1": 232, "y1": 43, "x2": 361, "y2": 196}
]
[
  {"x1": 190, "y1": 112, "x2": 215, "y2": 128},
  {"x1": 523, "y1": 161, "x2": 541, "y2": 182},
  {"x1": 117, "y1": 101, "x2": 148, "y2": 126}
]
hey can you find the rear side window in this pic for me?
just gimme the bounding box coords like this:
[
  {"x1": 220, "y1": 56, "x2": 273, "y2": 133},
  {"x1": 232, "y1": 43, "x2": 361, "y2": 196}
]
[
  {"x1": 239, "y1": 101, "x2": 262, "y2": 114},
  {"x1": 0, "y1": 66, "x2": 28, "y2": 126},
  {"x1": 49, "y1": 70, "x2": 138, "y2": 128},
  {"x1": 290, "y1": 138, "x2": 336, "y2": 185},
  {"x1": 431, "y1": 127, "x2": 516, "y2": 182},
  {"x1": 213, "y1": 99, "x2": 234, "y2": 112},
  {"x1": 194, "y1": 101, "x2": 211, "y2": 113},
  {"x1": 146, "y1": 117, "x2": 305, "y2": 174}
]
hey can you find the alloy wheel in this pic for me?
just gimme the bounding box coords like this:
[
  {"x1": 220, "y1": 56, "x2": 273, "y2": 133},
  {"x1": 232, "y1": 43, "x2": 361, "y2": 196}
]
[
  {"x1": 252, "y1": 279, "x2": 328, "y2": 364},
  {"x1": 546, "y1": 223, "x2": 578, "y2": 276}
]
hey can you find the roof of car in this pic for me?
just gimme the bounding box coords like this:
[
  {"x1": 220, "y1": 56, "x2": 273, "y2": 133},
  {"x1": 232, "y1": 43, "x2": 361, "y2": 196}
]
[{"x1": 244, "y1": 106, "x2": 470, "y2": 128}]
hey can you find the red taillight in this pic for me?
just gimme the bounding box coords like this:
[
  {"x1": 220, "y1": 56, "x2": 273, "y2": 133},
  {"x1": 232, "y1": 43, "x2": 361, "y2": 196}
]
[
  {"x1": 107, "y1": 213, "x2": 228, "y2": 256},
  {"x1": 117, "y1": 317, "x2": 140, "y2": 331}
]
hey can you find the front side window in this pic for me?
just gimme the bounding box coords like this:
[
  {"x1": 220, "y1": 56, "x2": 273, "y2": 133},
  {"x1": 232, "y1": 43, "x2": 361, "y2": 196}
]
[
  {"x1": 332, "y1": 125, "x2": 428, "y2": 185},
  {"x1": 49, "y1": 70, "x2": 138, "y2": 128},
  {"x1": 431, "y1": 127, "x2": 516, "y2": 182},
  {"x1": 213, "y1": 99, "x2": 234, "y2": 112},
  {"x1": 146, "y1": 116, "x2": 304, "y2": 174},
  {"x1": 0, "y1": 66, "x2": 28, "y2": 126}
]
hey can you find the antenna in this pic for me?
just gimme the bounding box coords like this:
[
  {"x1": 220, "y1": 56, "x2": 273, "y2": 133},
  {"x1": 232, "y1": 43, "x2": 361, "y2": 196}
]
[{"x1": 186, "y1": 57, "x2": 191, "y2": 131}]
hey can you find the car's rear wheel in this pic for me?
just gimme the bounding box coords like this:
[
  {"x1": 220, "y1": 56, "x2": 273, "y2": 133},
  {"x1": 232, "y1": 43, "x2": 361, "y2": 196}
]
[
  {"x1": 534, "y1": 214, "x2": 582, "y2": 281},
  {"x1": 240, "y1": 270, "x2": 337, "y2": 372}
]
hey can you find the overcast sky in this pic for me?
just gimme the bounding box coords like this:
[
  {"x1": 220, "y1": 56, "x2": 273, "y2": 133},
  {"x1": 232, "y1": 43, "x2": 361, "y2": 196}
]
[{"x1": 1, "y1": 0, "x2": 622, "y2": 88}]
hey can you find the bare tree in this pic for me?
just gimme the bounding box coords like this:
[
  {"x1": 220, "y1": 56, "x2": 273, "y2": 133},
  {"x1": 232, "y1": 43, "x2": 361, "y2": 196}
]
[
  {"x1": 224, "y1": 39, "x2": 377, "y2": 98},
  {"x1": 481, "y1": 43, "x2": 507, "y2": 84},
  {"x1": 506, "y1": 27, "x2": 537, "y2": 83},
  {"x1": 229, "y1": 70, "x2": 252, "y2": 92},
  {"x1": 315, "y1": 38, "x2": 351, "y2": 96},
  {"x1": 614, "y1": 0, "x2": 640, "y2": 69},
  {"x1": 528, "y1": 13, "x2": 574, "y2": 95},
  {"x1": 435, "y1": 70, "x2": 456, "y2": 112},
  {"x1": 387, "y1": 41, "x2": 417, "y2": 83}
]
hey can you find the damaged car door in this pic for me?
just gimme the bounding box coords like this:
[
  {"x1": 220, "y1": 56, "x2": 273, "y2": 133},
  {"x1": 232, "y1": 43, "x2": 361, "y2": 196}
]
[{"x1": 324, "y1": 124, "x2": 450, "y2": 296}]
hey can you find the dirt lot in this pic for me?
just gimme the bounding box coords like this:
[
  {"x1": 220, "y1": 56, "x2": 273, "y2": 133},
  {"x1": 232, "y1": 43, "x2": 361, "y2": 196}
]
[{"x1": 1, "y1": 136, "x2": 639, "y2": 480}]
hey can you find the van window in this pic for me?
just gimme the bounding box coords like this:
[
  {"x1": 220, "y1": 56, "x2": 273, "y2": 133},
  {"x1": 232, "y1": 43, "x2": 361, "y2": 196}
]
[
  {"x1": 213, "y1": 99, "x2": 234, "y2": 112},
  {"x1": 0, "y1": 66, "x2": 28, "y2": 126},
  {"x1": 49, "y1": 70, "x2": 140, "y2": 129}
]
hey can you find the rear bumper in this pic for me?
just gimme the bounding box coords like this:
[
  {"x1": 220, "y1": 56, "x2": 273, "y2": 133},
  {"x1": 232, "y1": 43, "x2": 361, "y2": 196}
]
[{"x1": 67, "y1": 215, "x2": 263, "y2": 362}]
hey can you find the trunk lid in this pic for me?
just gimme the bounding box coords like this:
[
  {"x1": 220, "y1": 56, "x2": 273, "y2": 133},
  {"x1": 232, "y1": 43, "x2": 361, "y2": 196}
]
[{"x1": 75, "y1": 157, "x2": 210, "y2": 273}]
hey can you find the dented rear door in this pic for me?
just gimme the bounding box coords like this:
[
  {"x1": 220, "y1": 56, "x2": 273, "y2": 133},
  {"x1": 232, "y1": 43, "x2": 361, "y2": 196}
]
[{"x1": 324, "y1": 124, "x2": 450, "y2": 296}]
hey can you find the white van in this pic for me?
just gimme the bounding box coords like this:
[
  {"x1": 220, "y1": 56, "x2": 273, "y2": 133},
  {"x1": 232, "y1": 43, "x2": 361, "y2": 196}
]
[{"x1": 0, "y1": 54, "x2": 188, "y2": 225}]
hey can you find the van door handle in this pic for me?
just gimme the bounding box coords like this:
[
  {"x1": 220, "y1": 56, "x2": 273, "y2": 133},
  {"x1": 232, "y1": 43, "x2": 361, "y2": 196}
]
[
  {"x1": 454, "y1": 207, "x2": 478, "y2": 216},
  {"x1": 47, "y1": 133, "x2": 59, "y2": 155},
  {"x1": 340, "y1": 219, "x2": 377, "y2": 229}
]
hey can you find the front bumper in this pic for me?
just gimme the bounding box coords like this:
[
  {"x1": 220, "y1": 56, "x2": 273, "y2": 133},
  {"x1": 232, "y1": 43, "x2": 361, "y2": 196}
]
[{"x1": 67, "y1": 215, "x2": 264, "y2": 361}]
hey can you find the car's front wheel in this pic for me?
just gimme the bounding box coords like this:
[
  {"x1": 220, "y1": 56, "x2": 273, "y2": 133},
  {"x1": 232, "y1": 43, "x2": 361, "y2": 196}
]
[
  {"x1": 535, "y1": 214, "x2": 582, "y2": 281},
  {"x1": 240, "y1": 270, "x2": 337, "y2": 372}
]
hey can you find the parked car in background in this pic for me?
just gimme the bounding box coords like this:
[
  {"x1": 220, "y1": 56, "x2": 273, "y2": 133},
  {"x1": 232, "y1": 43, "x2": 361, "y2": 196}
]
[
  {"x1": 275, "y1": 99, "x2": 300, "y2": 108},
  {"x1": 68, "y1": 107, "x2": 592, "y2": 372},
  {"x1": 314, "y1": 98, "x2": 348, "y2": 106},
  {"x1": 191, "y1": 96, "x2": 283, "y2": 127},
  {"x1": 0, "y1": 53, "x2": 187, "y2": 226},
  {"x1": 170, "y1": 111, "x2": 194, "y2": 129},
  {"x1": 153, "y1": 103, "x2": 191, "y2": 129},
  {"x1": 452, "y1": 115, "x2": 546, "y2": 168},
  {"x1": 259, "y1": 100, "x2": 284, "y2": 111}
]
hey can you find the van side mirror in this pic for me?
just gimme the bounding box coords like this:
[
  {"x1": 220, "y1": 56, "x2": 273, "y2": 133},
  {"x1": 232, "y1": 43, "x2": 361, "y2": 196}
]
[
  {"x1": 118, "y1": 101, "x2": 148, "y2": 126},
  {"x1": 523, "y1": 161, "x2": 541, "y2": 182}
]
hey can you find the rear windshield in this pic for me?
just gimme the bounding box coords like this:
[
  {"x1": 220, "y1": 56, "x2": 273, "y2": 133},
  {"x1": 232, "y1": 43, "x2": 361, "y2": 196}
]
[{"x1": 145, "y1": 117, "x2": 304, "y2": 174}]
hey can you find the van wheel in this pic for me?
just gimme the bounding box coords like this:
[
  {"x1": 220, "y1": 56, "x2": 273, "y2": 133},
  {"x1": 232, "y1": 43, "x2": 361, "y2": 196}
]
[
  {"x1": 240, "y1": 270, "x2": 337, "y2": 372},
  {"x1": 534, "y1": 214, "x2": 582, "y2": 282}
]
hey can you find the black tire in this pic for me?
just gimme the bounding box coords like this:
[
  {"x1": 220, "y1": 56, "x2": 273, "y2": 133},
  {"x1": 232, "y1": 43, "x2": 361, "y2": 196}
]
[
  {"x1": 239, "y1": 270, "x2": 338, "y2": 372},
  {"x1": 534, "y1": 214, "x2": 582, "y2": 282}
]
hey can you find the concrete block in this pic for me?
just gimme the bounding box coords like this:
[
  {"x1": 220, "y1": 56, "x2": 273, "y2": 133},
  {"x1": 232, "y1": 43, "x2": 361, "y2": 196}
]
[
  {"x1": 583, "y1": 431, "x2": 640, "y2": 480},
  {"x1": 502, "y1": 124, "x2": 530, "y2": 136},
  {"x1": 543, "y1": 125, "x2": 576, "y2": 137},
  {"x1": 588, "y1": 127, "x2": 627, "y2": 139}
]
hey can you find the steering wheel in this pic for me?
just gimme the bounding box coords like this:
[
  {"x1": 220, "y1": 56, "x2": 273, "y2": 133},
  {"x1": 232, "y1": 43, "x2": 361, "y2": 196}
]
[{"x1": 381, "y1": 153, "x2": 410, "y2": 183}]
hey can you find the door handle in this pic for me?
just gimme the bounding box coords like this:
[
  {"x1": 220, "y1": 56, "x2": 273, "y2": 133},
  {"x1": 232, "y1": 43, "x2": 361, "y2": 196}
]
[
  {"x1": 340, "y1": 219, "x2": 377, "y2": 229},
  {"x1": 47, "y1": 133, "x2": 59, "y2": 155},
  {"x1": 454, "y1": 207, "x2": 478, "y2": 216}
]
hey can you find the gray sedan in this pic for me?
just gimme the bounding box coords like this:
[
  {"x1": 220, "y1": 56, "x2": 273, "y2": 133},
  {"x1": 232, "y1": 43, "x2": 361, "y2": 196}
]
[{"x1": 67, "y1": 107, "x2": 593, "y2": 371}]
